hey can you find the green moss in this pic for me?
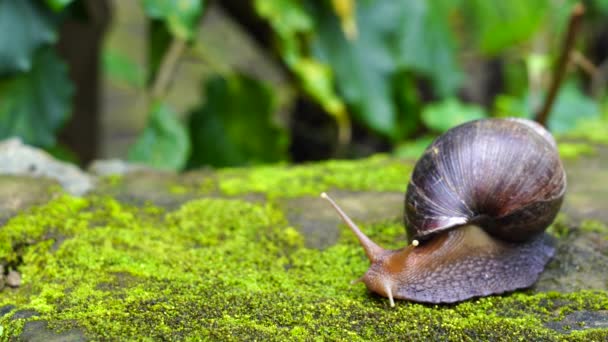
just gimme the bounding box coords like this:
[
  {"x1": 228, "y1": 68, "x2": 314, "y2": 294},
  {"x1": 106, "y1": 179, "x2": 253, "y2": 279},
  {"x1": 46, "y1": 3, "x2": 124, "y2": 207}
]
[
  {"x1": 217, "y1": 154, "x2": 412, "y2": 198},
  {"x1": 558, "y1": 142, "x2": 596, "y2": 160},
  {"x1": 562, "y1": 116, "x2": 608, "y2": 145},
  {"x1": 579, "y1": 219, "x2": 608, "y2": 239},
  {"x1": 101, "y1": 174, "x2": 124, "y2": 187},
  {"x1": 0, "y1": 195, "x2": 605, "y2": 340},
  {"x1": 547, "y1": 213, "x2": 573, "y2": 239},
  {"x1": 168, "y1": 184, "x2": 188, "y2": 195}
]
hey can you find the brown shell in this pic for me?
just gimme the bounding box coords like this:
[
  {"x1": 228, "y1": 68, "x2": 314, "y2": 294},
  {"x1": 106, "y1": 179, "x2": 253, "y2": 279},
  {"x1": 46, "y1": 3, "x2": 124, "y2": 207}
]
[{"x1": 404, "y1": 118, "x2": 566, "y2": 243}]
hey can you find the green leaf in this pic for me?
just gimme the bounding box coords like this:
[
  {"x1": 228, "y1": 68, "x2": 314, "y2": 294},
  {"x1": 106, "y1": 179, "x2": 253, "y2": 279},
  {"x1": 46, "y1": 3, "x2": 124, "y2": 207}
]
[
  {"x1": 396, "y1": 0, "x2": 462, "y2": 96},
  {"x1": 128, "y1": 101, "x2": 190, "y2": 170},
  {"x1": 422, "y1": 98, "x2": 488, "y2": 132},
  {"x1": 188, "y1": 74, "x2": 288, "y2": 168},
  {"x1": 291, "y1": 58, "x2": 346, "y2": 120},
  {"x1": 465, "y1": 0, "x2": 547, "y2": 54},
  {"x1": 494, "y1": 81, "x2": 600, "y2": 134},
  {"x1": 0, "y1": 48, "x2": 73, "y2": 147},
  {"x1": 255, "y1": 0, "x2": 350, "y2": 140},
  {"x1": 254, "y1": 0, "x2": 313, "y2": 39},
  {"x1": 45, "y1": 0, "x2": 75, "y2": 11},
  {"x1": 312, "y1": 1, "x2": 399, "y2": 138},
  {"x1": 311, "y1": 0, "x2": 462, "y2": 139},
  {"x1": 0, "y1": 0, "x2": 57, "y2": 74},
  {"x1": 141, "y1": 0, "x2": 204, "y2": 40}
]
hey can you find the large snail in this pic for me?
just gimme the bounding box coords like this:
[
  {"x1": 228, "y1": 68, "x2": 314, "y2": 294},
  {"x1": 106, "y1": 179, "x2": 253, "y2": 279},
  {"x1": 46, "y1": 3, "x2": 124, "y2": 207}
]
[{"x1": 321, "y1": 118, "x2": 566, "y2": 306}]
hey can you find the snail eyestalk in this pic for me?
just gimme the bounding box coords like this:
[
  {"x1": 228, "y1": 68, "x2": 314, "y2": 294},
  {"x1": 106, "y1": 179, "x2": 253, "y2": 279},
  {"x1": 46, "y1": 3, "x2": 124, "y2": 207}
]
[
  {"x1": 385, "y1": 283, "x2": 395, "y2": 307},
  {"x1": 320, "y1": 192, "x2": 385, "y2": 263}
]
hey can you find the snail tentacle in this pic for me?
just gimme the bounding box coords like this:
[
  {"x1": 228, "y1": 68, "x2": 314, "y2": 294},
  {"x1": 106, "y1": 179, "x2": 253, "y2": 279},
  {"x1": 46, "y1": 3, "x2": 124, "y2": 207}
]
[{"x1": 320, "y1": 192, "x2": 386, "y2": 263}]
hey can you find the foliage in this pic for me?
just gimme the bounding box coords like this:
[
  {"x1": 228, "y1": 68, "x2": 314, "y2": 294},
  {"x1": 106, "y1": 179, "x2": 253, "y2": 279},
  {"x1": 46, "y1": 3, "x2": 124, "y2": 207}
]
[
  {"x1": 422, "y1": 98, "x2": 488, "y2": 133},
  {"x1": 1, "y1": 0, "x2": 608, "y2": 170},
  {"x1": 128, "y1": 101, "x2": 190, "y2": 170},
  {"x1": 0, "y1": 0, "x2": 57, "y2": 75},
  {"x1": 141, "y1": 0, "x2": 204, "y2": 40},
  {"x1": 495, "y1": 81, "x2": 600, "y2": 133},
  {"x1": 188, "y1": 74, "x2": 288, "y2": 168},
  {"x1": 0, "y1": 48, "x2": 73, "y2": 148}
]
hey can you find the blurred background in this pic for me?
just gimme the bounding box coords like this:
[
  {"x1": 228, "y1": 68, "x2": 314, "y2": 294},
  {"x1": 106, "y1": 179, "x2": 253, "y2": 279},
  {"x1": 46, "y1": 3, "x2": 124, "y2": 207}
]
[{"x1": 0, "y1": 0, "x2": 607, "y2": 170}]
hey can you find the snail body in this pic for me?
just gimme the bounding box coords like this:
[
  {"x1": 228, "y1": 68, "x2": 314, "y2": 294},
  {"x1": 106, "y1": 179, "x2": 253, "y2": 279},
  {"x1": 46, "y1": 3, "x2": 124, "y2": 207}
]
[{"x1": 321, "y1": 118, "x2": 566, "y2": 306}]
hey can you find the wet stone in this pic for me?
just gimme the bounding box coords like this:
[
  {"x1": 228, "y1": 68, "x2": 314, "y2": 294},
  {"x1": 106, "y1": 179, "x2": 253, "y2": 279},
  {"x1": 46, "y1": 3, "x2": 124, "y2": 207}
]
[{"x1": 545, "y1": 310, "x2": 608, "y2": 333}]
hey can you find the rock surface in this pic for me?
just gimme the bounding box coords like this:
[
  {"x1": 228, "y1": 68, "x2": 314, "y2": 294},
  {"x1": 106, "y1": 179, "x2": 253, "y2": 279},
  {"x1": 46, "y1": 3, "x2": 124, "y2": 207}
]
[
  {"x1": 0, "y1": 138, "x2": 94, "y2": 196},
  {"x1": 0, "y1": 143, "x2": 605, "y2": 340}
]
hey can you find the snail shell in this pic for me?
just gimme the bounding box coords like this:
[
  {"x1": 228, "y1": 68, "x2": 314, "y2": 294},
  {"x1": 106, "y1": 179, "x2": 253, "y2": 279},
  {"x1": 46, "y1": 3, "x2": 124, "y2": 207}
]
[
  {"x1": 405, "y1": 118, "x2": 566, "y2": 243},
  {"x1": 321, "y1": 118, "x2": 566, "y2": 305}
]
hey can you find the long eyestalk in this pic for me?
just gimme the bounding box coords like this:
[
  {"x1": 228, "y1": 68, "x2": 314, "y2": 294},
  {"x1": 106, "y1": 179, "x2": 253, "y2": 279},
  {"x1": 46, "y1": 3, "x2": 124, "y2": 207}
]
[{"x1": 320, "y1": 192, "x2": 386, "y2": 263}]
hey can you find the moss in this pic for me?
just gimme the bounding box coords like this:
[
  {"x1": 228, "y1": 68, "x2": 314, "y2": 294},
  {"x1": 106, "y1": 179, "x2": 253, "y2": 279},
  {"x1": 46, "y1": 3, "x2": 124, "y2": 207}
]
[
  {"x1": 168, "y1": 184, "x2": 188, "y2": 195},
  {"x1": 579, "y1": 219, "x2": 608, "y2": 234},
  {"x1": 217, "y1": 154, "x2": 412, "y2": 198},
  {"x1": 562, "y1": 116, "x2": 608, "y2": 146},
  {"x1": 0, "y1": 194, "x2": 605, "y2": 340},
  {"x1": 547, "y1": 213, "x2": 573, "y2": 239},
  {"x1": 558, "y1": 142, "x2": 596, "y2": 160},
  {"x1": 103, "y1": 174, "x2": 124, "y2": 187},
  {"x1": 579, "y1": 219, "x2": 608, "y2": 239}
]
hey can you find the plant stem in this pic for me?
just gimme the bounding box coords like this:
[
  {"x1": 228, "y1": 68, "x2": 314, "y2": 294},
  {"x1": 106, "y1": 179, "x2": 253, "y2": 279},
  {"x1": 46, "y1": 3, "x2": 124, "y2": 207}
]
[
  {"x1": 534, "y1": 3, "x2": 585, "y2": 127},
  {"x1": 570, "y1": 50, "x2": 597, "y2": 77},
  {"x1": 150, "y1": 38, "x2": 187, "y2": 100}
]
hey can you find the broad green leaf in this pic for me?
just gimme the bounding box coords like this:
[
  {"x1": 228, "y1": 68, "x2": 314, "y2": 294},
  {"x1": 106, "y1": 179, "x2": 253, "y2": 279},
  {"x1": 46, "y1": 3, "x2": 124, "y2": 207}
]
[
  {"x1": 494, "y1": 82, "x2": 600, "y2": 134},
  {"x1": 292, "y1": 59, "x2": 346, "y2": 121},
  {"x1": 141, "y1": 0, "x2": 204, "y2": 40},
  {"x1": 45, "y1": 0, "x2": 74, "y2": 11},
  {"x1": 0, "y1": 0, "x2": 57, "y2": 74},
  {"x1": 465, "y1": 0, "x2": 547, "y2": 54},
  {"x1": 255, "y1": 0, "x2": 350, "y2": 140},
  {"x1": 312, "y1": 1, "x2": 399, "y2": 138},
  {"x1": 311, "y1": 0, "x2": 462, "y2": 139},
  {"x1": 396, "y1": 0, "x2": 462, "y2": 96},
  {"x1": 0, "y1": 48, "x2": 73, "y2": 147},
  {"x1": 188, "y1": 74, "x2": 288, "y2": 168},
  {"x1": 422, "y1": 98, "x2": 487, "y2": 132},
  {"x1": 128, "y1": 101, "x2": 190, "y2": 170}
]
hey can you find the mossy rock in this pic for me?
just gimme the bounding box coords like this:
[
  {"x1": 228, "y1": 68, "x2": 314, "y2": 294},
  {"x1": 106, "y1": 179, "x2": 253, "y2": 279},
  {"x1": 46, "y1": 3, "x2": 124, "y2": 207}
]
[{"x1": 0, "y1": 154, "x2": 606, "y2": 341}]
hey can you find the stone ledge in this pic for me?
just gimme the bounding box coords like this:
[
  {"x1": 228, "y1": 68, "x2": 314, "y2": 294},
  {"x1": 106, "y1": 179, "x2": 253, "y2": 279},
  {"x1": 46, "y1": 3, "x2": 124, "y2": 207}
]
[{"x1": 0, "y1": 143, "x2": 605, "y2": 340}]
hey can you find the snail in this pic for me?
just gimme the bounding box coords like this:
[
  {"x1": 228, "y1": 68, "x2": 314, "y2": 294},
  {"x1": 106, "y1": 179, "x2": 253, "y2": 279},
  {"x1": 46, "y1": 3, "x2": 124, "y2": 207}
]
[{"x1": 321, "y1": 118, "x2": 566, "y2": 306}]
